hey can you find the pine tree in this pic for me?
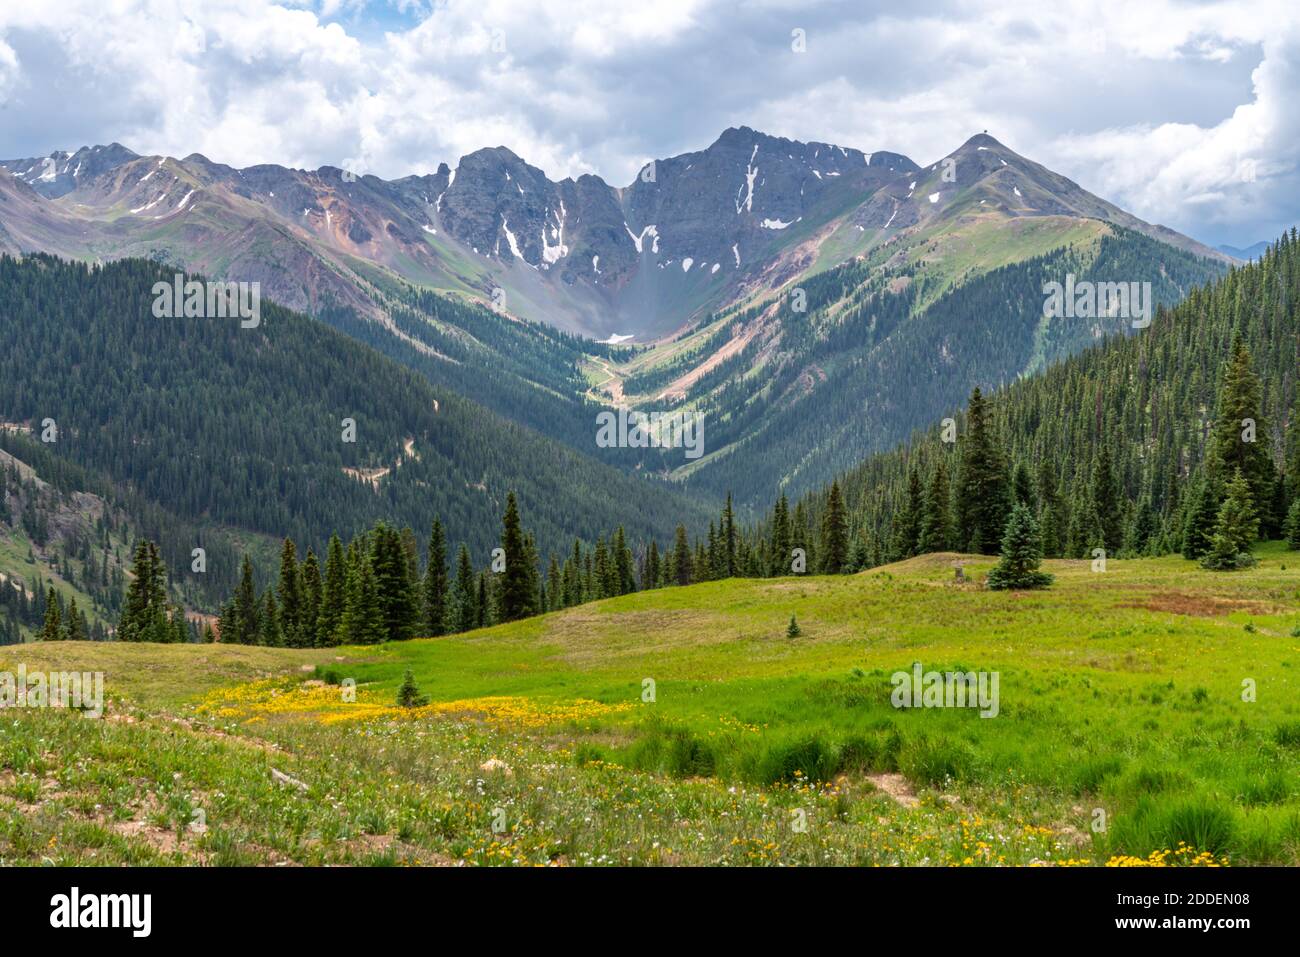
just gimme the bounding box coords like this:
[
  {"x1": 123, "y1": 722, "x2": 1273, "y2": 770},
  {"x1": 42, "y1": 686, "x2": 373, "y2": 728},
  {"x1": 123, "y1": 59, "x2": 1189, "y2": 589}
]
[
  {"x1": 1182, "y1": 477, "x2": 1220, "y2": 560},
  {"x1": 63, "y1": 598, "x2": 88, "y2": 642},
  {"x1": 117, "y1": 540, "x2": 152, "y2": 642},
  {"x1": 117, "y1": 539, "x2": 170, "y2": 643},
  {"x1": 371, "y1": 523, "x2": 419, "y2": 641},
  {"x1": 320, "y1": 535, "x2": 346, "y2": 645},
  {"x1": 986, "y1": 503, "x2": 1053, "y2": 590},
  {"x1": 340, "y1": 552, "x2": 385, "y2": 644},
  {"x1": 645, "y1": 539, "x2": 661, "y2": 590},
  {"x1": 396, "y1": 668, "x2": 429, "y2": 708},
  {"x1": 1209, "y1": 339, "x2": 1274, "y2": 520},
  {"x1": 276, "y1": 538, "x2": 303, "y2": 646},
  {"x1": 792, "y1": 502, "x2": 814, "y2": 572},
  {"x1": 1092, "y1": 444, "x2": 1123, "y2": 554},
  {"x1": 498, "y1": 492, "x2": 532, "y2": 622},
  {"x1": 1012, "y1": 462, "x2": 1037, "y2": 513},
  {"x1": 918, "y1": 460, "x2": 952, "y2": 554},
  {"x1": 820, "y1": 479, "x2": 850, "y2": 572},
  {"x1": 612, "y1": 526, "x2": 635, "y2": 594},
  {"x1": 422, "y1": 518, "x2": 449, "y2": 636},
  {"x1": 769, "y1": 493, "x2": 791, "y2": 576},
  {"x1": 453, "y1": 543, "x2": 477, "y2": 632},
  {"x1": 955, "y1": 388, "x2": 1012, "y2": 554},
  {"x1": 39, "y1": 587, "x2": 62, "y2": 641},
  {"x1": 671, "y1": 524, "x2": 692, "y2": 586},
  {"x1": 786, "y1": 614, "x2": 801, "y2": 638},
  {"x1": 1201, "y1": 469, "x2": 1259, "y2": 570},
  {"x1": 888, "y1": 469, "x2": 922, "y2": 561},
  {"x1": 722, "y1": 491, "x2": 737, "y2": 577},
  {"x1": 259, "y1": 590, "x2": 282, "y2": 647},
  {"x1": 1286, "y1": 497, "x2": 1300, "y2": 550},
  {"x1": 167, "y1": 605, "x2": 188, "y2": 644},
  {"x1": 300, "y1": 549, "x2": 323, "y2": 647},
  {"x1": 1037, "y1": 461, "x2": 1064, "y2": 558}
]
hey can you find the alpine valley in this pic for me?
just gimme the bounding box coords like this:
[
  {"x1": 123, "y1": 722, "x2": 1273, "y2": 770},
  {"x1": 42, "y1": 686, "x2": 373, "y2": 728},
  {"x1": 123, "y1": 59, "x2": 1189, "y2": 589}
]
[{"x1": 1, "y1": 128, "x2": 1229, "y2": 515}]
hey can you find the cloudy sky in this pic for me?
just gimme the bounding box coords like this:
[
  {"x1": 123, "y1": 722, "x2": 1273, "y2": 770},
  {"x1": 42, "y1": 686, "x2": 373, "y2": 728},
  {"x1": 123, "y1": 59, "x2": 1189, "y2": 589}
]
[{"x1": 0, "y1": 0, "x2": 1294, "y2": 247}]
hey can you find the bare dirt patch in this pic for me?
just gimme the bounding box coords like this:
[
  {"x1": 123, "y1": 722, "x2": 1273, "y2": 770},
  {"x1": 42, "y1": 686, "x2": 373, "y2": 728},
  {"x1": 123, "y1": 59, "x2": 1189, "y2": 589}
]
[
  {"x1": 1123, "y1": 591, "x2": 1279, "y2": 617},
  {"x1": 866, "y1": 772, "x2": 919, "y2": 808}
]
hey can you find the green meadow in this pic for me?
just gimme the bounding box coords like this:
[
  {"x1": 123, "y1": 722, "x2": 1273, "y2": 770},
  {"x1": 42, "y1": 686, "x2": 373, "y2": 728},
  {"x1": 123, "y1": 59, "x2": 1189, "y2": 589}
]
[{"x1": 3, "y1": 545, "x2": 1299, "y2": 866}]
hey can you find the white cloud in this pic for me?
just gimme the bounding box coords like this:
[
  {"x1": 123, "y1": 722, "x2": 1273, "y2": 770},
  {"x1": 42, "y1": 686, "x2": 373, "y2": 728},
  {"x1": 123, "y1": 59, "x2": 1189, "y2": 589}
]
[{"x1": 0, "y1": 0, "x2": 1294, "y2": 245}]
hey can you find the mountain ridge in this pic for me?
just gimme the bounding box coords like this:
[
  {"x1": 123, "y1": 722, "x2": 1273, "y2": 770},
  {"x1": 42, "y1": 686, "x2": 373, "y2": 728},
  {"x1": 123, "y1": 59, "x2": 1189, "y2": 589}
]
[{"x1": 1, "y1": 128, "x2": 1228, "y2": 342}]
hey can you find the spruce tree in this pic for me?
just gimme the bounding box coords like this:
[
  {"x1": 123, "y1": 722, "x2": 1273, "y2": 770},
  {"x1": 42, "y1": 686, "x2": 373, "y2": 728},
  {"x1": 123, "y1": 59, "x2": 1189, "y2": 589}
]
[
  {"x1": 320, "y1": 535, "x2": 346, "y2": 645},
  {"x1": 396, "y1": 668, "x2": 429, "y2": 708},
  {"x1": 231, "y1": 554, "x2": 259, "y2": 645},
  {"x1": 887, "y1": 469, "x2": 922, "y2": 561},
  {"x1": 276, "y1": 538, "x2": 303, "y2": 646},
  {"x1": 63, "y1": 598, "x2": 88, "y2": 642},
  {"x1": 645, "y1": 539, "x2": 661, "y2": 590},
  {"x1": 1286, "y1": 497, "x2": 1300, "y2": 550},
  {"x1": 820, "y1": 479, "x2": 850, "y2": 572},
  {"x1": 498, "y1": 492, "x2": 532, "y2": 622},
  {"x1": 1201, "y1": 469, "x2": 1259, "y2": 570},
  {"x1": 986, "y1": 503, "x2": 1053, "y2": 590},
  {"x1": 300, "y1": 549, "x2": 323, "y2": 647},
  {"x1": 792, "y1": 502, "x2": 814, "y2": 571},
  {"x1": 422, "y1": 518, "x2": 449, "y2": 636},
  {"x1": 340, "y1": 552, "x2": 385, "y2": 644},
  {"x1": 259, "y1": 590, "x2": 282, "y2": 647},
  {"x1": 453, "y1": 543, "x2": 477, "y2": 632},
  {"x1": 371, "y1": 523, "x2": 419, "y2": 641},
  {"x1": 1012, "y1": 462, "x2": 1037, "y2": 512},
  {"x1": 769, "y1": 494, "x2": 791, "y2": 576},
  {"x1": 671, "y1": 524, "x2": 692, "y2": 586},
  {"x1": 476, "y1": 573, "x2": 490, "y2": 628},
  {"x1": 39, "y1": 587, "x2": 62, "y2": 641},
  {"x1": 1181, "y1": 477, "x2": 1220, "y2": 560},
  {"x1": 1036, "y1": 461, "x2": 1065, "y2": 559},
  {"x1": 117, "y1": 540, "x2": 152, "y2": 642},
  {"x1": 613, "y1": 526, "x2": 635, "y2": 594},
  {"x1": 723, "y1": 491, "x2": 737, "y2": 577},
  {"x1": 918, "y1": 460, "x2": 952, "y2": 554},
  {"x1": 1091, "y1": 444, "x2": 1123, "y2": 554},
  {"x1": 955, "y1": 388, "x2": 1012, "y2": 554},
  {"x1": 1209, "y1": 339, "x2": 1273, "y2": 519}
]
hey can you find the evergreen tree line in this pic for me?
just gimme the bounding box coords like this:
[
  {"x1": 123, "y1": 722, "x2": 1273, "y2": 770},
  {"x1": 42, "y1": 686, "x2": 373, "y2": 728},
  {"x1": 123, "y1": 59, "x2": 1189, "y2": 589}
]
[
  {"x1": 206, "y1": 491, "x2": 747, "y2": 645},
  {"x1": 743, "y1": 229, "x2": 1300, "y2": 576}
]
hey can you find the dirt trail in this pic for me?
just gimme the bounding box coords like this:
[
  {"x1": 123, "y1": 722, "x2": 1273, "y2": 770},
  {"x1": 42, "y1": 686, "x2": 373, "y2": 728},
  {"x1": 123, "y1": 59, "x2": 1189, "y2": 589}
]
[{"x1": 585, "y1": 357, "x2": 625, "y2": 404}]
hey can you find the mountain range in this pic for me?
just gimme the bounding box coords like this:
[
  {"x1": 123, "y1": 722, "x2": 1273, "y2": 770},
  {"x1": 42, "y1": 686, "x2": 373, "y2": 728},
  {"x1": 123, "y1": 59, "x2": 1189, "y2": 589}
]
[
  {"x1": 3, "y1": 130, "x2": 1232, "y2": 487},
  {"x1": 1, "y1": 129, "x2": 1226, "y2": 343}
]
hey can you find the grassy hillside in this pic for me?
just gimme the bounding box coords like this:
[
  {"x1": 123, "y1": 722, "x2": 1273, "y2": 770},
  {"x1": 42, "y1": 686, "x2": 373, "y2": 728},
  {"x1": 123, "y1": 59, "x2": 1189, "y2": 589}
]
[{"x1": 4, "y1": 546, "x2": 1298, "y2": 865}]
